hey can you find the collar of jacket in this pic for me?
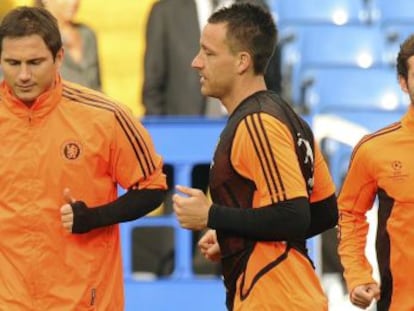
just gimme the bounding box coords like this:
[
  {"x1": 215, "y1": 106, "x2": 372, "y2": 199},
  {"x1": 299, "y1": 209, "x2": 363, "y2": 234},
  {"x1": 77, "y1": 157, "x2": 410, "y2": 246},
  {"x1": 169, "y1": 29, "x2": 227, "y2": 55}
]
[{"x1": 0, "y1": 74, "x2": 62, "y2": 120}]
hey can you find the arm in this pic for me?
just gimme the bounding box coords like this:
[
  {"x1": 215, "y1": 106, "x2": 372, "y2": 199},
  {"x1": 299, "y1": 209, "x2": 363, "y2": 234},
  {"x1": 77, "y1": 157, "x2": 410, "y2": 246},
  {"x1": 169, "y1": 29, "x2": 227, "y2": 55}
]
[
  {"x1": 174, "y1": 114, "x2": 337, "y2": 241},
  {"x1": 89, "y1": 28, "x2": 102, "y2": 91},
  {"x1": 306, "y1": 141, "x2": 338, "y2": 238},
  {"x1": 81, "y1": 24, "x2": 102, "y2": 91},
  {"x1": 204, "y1": 158, "x2": 337, "y2": 241},
  {"x1": 208, "y1": 197, "x2": 310, "y2": 241},
  {"x1": 63, "y1": 96, "x2": 168, "y2": 233},
  {"x1": 173, "y1": 113, "x2": 312, "y2": 238},
  {"x1": 227, "y1": 113, "x2": 312, "y2": 239},
  {"x1": 306, "y1": 193, "x2": 338, "y2": 238},
  {"x1": 142, "y1": 2, "x2": 167, "y2": 115},
  {"x1": 337, "y1": 141, "x2": 378, "y2": 294},
  {"x1": 66, "y1": 188, "x2": 166, "y2": 233},
  {"x1": 173, "y1": 186, "x2": 309, "y2": 240}
]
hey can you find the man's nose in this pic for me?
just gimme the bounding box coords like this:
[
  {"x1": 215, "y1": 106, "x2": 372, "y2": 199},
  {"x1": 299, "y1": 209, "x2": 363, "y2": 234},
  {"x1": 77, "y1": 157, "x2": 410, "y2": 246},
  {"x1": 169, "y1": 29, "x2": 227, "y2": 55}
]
[
  {"x1": 18, "y1": 64, "x2": 32, "y2": 81},
  {"x1": 192, "y1": 52, "x2": 202, "y2": 69}
]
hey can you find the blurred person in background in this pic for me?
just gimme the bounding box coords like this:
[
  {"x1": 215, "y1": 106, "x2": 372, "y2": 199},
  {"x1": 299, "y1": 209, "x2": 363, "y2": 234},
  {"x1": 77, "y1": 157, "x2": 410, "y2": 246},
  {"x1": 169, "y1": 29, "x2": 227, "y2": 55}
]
[
  {"x1": 34, "y1": 0, "x2": 102, "y2": 90},
  {"x1": 142, "y1": 0, "x2": 281, "y2": 117}
]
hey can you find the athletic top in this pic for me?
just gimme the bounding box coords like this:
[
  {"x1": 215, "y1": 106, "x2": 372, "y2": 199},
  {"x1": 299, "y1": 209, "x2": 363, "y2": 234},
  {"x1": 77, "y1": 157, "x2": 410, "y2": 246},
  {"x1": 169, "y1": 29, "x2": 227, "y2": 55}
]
[
  {"x1": 338, "y1": 105, "x2": 414, "y2": 311},
  {"x1": 0, "y1": 76, "x2": 166, "y2": 310},
  {"x1": 209, "y1": 91, "x2": 335, "y2": 310}
]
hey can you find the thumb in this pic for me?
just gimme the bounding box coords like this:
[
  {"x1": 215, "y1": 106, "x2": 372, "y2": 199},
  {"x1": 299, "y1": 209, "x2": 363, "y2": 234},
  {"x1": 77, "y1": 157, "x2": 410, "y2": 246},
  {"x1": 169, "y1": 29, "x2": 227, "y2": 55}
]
[
  {"x1": 63, "y1": 188, "x2": 75, "y2": 204},
  {"x1": 371, "y1": 287, "x2": 381, "y2": 301},
  {"x1": 366, "y1": 285, "x2": 380, "y2": 300},
  {"x1": 175, "y1": 185, "x2": 201, "y2": 197}
]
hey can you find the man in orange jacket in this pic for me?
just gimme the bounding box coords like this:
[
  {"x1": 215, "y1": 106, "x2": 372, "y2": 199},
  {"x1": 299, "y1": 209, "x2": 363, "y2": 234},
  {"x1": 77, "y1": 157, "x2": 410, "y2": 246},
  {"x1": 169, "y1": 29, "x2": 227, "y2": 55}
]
[
  {"x1": 0, "y1": 6, "x2": 167, "y2": 310},
  {"x1": 338, "y1": 34, "x2": 414, "y2": 311},
  {"x1": 173, "y1": 3, "x2": 338, "y2": 310}
]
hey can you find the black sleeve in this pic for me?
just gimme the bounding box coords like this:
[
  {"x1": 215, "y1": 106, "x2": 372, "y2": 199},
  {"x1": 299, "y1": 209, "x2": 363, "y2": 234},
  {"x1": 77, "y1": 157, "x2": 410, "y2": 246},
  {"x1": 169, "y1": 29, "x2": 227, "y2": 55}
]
[
  {"x1": 70, "y1": 188, "x2": 167, "y2": 234},
  {"x1": 305, "y1": 193, "x2": 338, "y2": 239},
  {"x1": 207, "y1": 197, "x2": 310, "y2": 241}
]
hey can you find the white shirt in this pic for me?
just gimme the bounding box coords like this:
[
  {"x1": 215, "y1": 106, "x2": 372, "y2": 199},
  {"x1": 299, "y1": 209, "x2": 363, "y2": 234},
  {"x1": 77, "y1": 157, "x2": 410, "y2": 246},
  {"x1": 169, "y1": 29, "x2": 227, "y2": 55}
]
[{"x1": 194, "y1": 0, "x2": 235, "y2": 30}]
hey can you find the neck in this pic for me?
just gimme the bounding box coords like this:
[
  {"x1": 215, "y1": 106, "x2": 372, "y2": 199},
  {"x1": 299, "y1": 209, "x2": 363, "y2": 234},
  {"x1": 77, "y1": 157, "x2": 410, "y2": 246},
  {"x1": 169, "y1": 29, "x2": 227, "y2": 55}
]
[{"x1": 222, "y1": 76, "x2": 267, "y2": 115}]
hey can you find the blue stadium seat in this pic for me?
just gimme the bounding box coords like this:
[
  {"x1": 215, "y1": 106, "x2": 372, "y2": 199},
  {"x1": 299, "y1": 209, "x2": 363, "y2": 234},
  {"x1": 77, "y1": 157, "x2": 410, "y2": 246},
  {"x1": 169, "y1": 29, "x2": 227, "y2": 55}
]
[
  {"x1": 121, "y1": 117, "x2": 225, "y2": 280},
  {"x1": 370, "y1": 0, "x2": 414, "y2": 66},
  {"x1": 371, "y1": 0, "x2": 414, "y2": 25},
  {"x1": 301, "y1": 67, "x2": 409, "y2": 114},
  {"x1": 381, "y1": 24, "x2": 414, "y2": 65},
  {"x1": 120, "y1": 117, "x2": 226, "y2": 310},
  {"x1": 280, "y1": 25, "x2": 387, "y2": 108},
  {"x1": 278, "y1": 25, "x2": 304, "y2": 105},
  {"x1": 300, "y1": 25, "x2": 385, "y2": 69},
  {"x1": 270, "y1": 0, "x2": 370, "y2": 27}
]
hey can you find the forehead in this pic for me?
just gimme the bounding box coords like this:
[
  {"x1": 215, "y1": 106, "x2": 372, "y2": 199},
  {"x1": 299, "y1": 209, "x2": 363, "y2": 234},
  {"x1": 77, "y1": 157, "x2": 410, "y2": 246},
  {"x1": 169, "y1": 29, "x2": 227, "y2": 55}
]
[
  {"x1": 1, "y1": 34, "x2": 52, "y2": 60},
  {"x1": 201, "y1": 23, "x2": 228, "y2": 48}
]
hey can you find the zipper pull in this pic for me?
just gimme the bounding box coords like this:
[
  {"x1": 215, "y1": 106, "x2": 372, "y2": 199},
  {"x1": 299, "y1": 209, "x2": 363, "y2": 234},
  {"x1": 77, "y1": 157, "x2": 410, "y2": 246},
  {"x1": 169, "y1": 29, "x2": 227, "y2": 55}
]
[{"x1": 90, "y1": 288, "x2": 96, "y2": 306}]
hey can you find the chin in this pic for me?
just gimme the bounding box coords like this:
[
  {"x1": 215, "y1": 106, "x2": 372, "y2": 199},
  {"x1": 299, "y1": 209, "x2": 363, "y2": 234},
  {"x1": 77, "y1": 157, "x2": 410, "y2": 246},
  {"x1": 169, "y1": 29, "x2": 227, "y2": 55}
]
[
  {"x1": 201, "y1": 88, "x2": 212, "y2": 97},
  {"x1": 16, "y1": 93, "x2": 37, "y2": 105}
]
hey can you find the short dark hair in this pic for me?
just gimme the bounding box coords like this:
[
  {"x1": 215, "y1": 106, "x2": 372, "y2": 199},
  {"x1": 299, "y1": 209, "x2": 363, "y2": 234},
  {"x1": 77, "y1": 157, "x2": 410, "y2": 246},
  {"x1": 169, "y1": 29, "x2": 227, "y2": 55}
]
[
  {"x1": 397, "y1": 35, "x2": 414, "y2": 81},
  {"x1": 0, "y1": 6, "x2": 62, "y2": 59},
  {"x1": 208, "y1": 3, "x2": 277, "y2": 75}
]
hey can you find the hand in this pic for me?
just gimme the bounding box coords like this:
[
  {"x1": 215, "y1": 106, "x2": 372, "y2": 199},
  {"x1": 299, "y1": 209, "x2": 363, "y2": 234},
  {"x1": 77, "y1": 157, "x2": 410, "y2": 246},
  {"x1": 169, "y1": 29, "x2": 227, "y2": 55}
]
[
  {"x1": 60, "y1": 188, "x2": 75, "y2": 233},
  {"x1": 198, "y1": 229, "x2": 221, "y2": 262},
  {"x1": 350, "y1": 283, "x2": 380, "y2": 309},
  {"x1": 172, "y1": 185, "x2": 211, "y2": 230}
]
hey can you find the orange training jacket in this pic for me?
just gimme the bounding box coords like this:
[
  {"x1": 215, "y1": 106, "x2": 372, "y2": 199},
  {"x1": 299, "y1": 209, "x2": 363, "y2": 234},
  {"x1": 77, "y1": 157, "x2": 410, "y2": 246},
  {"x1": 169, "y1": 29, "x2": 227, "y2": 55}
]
[
  {"x1": 338, "y1": 105, "x2": 414, "y2": 311},
  {"x1": 0, "y1": 77, "x2": 166, "y2": 310}
]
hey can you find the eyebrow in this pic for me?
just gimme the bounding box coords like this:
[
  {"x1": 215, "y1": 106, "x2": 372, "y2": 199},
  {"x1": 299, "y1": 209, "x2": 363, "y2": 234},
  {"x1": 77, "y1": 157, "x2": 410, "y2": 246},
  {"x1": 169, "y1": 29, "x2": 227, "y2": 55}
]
[
  {"x1": 201, "y1": 43, "x2": 215, "y2": 52},
  {"x1": 3, "y1": 56, "x2": 47, "y2": 62}
]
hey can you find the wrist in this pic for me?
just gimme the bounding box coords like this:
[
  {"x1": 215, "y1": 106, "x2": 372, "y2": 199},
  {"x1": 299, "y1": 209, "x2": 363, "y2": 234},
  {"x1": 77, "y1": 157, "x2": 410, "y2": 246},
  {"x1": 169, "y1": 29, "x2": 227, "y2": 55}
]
[{"x1": 71, "y1": 201, "x2": 97, "y2": 234}]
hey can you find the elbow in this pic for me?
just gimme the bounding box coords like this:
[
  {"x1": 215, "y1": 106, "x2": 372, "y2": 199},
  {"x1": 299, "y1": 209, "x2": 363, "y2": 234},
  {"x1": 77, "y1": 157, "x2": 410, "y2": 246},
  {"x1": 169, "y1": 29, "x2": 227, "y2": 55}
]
[
  {"x1": 327, "y1": 196, "x2": 339, "y2": 229},
  {"x1": 283, "y1": 198, "x2": 311, "y2": 240},
  {"x1": 305, "y1": 194, "x2": 338, "y2": 238},
  {"x1": 130, "y1": 188, "x2": 168, "y2": 217},
  {"x1": 284, "y1": 197, "x2": 311, "y2": 240},
  {"x1": 147, "y1": 189, "x2": 168, "y2": 212},
  {"x1": 296, "y1": 205, "x2": 311, "y2": 239}
]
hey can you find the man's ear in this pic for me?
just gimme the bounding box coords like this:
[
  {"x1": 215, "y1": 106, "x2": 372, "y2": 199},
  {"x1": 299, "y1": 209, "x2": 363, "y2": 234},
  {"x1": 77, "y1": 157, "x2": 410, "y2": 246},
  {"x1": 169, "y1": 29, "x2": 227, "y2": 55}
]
[
  {"x1": 237, "y1": 51, "x2": 251, "y2": 74},
  {"x1": 399, "y1": 75, "x2": 408, "y2": 94},
  {"x1": 55, "y1": 47, "x2": 64, "y2": 68}
]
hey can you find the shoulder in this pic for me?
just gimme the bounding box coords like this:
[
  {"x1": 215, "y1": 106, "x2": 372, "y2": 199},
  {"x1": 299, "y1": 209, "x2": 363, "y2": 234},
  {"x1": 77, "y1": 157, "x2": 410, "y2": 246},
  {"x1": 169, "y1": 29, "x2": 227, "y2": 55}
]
[
  {"x1": 351, "y1": 121, "x2": 402, "y2": 160},
  {"x1": 235, "y1": 112, "x2": 293, "y2": 144},
  {"x1": 61, "y1": 81, "x2": 132, "y2": 117},
  {"x1": 151, "y1": 0, "x2": 171, "y2": 13},
  {"x1": 153, "y1": 0, "x2": 193, "y2": 16},
  {"x1": 74, "y1": 23, "x2": 97, "y2": 40}
]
